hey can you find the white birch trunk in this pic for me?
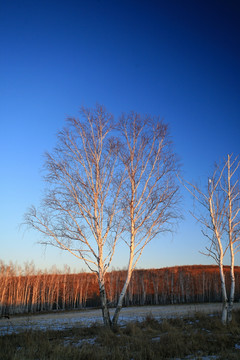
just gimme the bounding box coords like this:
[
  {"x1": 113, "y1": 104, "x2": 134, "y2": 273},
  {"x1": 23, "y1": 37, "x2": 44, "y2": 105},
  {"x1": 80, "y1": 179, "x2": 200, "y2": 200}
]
[
  {"x1": 228, "y1": 242, "x2": 235, "y2": 322},
  {"x1": 98, "y1": 273, "x2": 111, "y2": 326},
  {"x1": 112, "y1": 247, "x2": 134, "y2": 326},
  {"x1": 112, "y1": 224, "x2": 134, "y2": 326},
  {"x1": 226, "y1": 154, "x2": 236, "y2": 322},
  {"x1": 98, "y1": 249, "x2": 111, "y2": 326},
  {"x1": 219, "y1": 260, "x2": 228, "y2": 324},
  {"x1": 112, "y1": 177, "x2": 135, "y2": 326}
]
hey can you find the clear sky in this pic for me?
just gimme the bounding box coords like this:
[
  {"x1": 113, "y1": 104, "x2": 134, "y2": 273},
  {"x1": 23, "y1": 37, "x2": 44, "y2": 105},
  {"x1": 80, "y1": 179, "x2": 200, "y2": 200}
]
[{"x1": 0, "y1": 0, "x2": 239, "y2": 272}]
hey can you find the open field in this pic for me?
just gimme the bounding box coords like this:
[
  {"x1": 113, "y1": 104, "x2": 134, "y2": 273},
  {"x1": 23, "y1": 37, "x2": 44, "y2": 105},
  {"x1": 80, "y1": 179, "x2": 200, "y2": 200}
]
[
  {"x1": 1, "y1": 302, "x2": 240, "y2": 335},
  {"x1": 1, "y1": 305, "x2": 240, "y2": 360}
]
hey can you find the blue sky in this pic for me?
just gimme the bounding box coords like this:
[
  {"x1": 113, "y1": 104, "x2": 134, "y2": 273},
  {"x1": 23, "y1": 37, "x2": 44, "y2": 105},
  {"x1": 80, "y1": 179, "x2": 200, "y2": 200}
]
[{"x1": 0, "y1": 0, "x2": 239, "y2": 271}]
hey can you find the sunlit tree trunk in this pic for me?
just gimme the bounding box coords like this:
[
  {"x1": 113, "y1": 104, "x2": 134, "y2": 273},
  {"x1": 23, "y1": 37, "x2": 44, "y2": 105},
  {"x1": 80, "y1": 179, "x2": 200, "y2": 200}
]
[
  {"x1": 219, "y1": 258, "x2": 228, "y2": 323},
  {"x1": 31, "y1": 275, "x2": 39, "y2": 313},
  {"x1": 170, "y1": 271, "x2": 174, "y2": 304},
  {"x1": 152, "y1": 273, "x2": 159, "y2": 305},
  {"x1": 226, "y1": 154, "x2": 240, "y2": 322},
  {"x1": 98, "y1": 252, "x2": 111, "y2": 326},
  {"x1": 112, "y1": 177, "x2": 136, "y2": 325},
  {"x1": 228, "y1": 242, "x2": 235, "y2": 322},
  {"x1": 112, "y1": 239, "x2": 134, "y2": 326},
  {"x1": 98, "y1": 275, "x2": 111, "y2": 326},
  {"x1": 202, "y1": 272, "x2": 205, "y2": 302},
  {"x1": 0, "y1": 266, "x2": 10, "y2": 315},
  {"x1": 140, "y1": 272, "x2": 146, "y2": 305}
]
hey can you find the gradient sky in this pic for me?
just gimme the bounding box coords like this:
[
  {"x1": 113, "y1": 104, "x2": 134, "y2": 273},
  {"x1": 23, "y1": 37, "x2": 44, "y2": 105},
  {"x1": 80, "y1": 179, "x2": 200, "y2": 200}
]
[{"x1": 0, "y1": 0, "x2": 239, "y2": 272}]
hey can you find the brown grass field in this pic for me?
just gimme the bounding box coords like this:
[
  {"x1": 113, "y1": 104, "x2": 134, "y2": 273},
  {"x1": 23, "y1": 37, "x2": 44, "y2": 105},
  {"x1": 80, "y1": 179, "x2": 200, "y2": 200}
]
[
  {"x1": 1, "y1": 302, "x2": 240, "y2": 334},
  {"x1": 1, "y1": 303, "x2": 240, "y2": 359}
]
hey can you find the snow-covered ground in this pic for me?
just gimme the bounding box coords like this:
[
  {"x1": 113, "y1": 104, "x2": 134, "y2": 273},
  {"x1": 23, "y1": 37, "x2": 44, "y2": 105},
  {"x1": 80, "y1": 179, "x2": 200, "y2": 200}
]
[{"x1": 1, "y1": 303, "x2": 240, "y2": 335}]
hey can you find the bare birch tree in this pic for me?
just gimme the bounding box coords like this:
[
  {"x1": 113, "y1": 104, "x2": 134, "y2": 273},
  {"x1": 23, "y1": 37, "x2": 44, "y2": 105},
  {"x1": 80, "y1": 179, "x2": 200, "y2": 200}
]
[
  {"x1": 25, "y1": 106, "x2": 180, "y2": 327},
  {"x1": 112, "y1": 112, "x2": 180, "y2": 325},
  {"x1": 183, "y1": 154, "x2": 240, "y2": 323},
  {"x1": 25, "y1": 105, "x2": 124, "y2": 326},
  {"x1": 222, "y1": 154, "x2": 240, "y2": 320}
]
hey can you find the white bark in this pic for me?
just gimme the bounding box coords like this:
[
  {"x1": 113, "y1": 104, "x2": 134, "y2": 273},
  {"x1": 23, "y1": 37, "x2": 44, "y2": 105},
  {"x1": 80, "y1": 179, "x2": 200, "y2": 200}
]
[
  {"x1": 112, "y1": 237, "x2": 134, "y2": 325},
  {"x1": 226, "y1": 154, "x2": 240, "y2": 321},
  {"x1": 219, "y1": 259, "x2": 228, "y2": 324},
  {"x1": 98, "y1": 266, "x2": 111, "y2": 326},
  {"x1": 228, "y1": 241, "x2": 235, "y2": 322}
]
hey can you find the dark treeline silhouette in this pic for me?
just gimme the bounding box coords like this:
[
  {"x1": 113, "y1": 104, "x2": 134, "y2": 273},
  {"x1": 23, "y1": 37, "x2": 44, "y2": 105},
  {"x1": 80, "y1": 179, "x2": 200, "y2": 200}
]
[{"x1": 0, "y1": 263, "x2": 240, "y2": 316}]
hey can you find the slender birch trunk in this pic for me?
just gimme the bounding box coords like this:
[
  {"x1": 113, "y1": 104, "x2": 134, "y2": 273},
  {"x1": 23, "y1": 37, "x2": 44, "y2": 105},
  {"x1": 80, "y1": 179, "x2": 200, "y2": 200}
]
[
  {"x1": 219, "y1": 260, "x2": 228, "y2": 324},
  {"x1": 152, "y1": 273, "x2": 159, "y2": 305},
  {"x1": 111, "y1": 270, "x2": 132, "y2": 326},
  {"x1": 228, "y1": 241, "x2": 235, "y2": 322},
  {"x1": 112, "y1": 240, "x2": 134, "y2": 326},
  {"x1": 98, "y1": 264, "x2": 111, "y2": 327},
  {"x1": 209, "y1": 190, "x2": 229, "y2": 324},
  {"x1": 226, "y1": 154, "x2": 238, "y2": 322},
  {"x1": 112, "y1": 186, "x2": 135, "y2": 326}
]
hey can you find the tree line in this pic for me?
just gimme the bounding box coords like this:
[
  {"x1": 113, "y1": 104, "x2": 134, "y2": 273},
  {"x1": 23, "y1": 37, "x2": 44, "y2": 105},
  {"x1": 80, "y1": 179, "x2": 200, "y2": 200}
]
[{"x1": 1, "y1": 263, "x2": 240, "y2": 316}]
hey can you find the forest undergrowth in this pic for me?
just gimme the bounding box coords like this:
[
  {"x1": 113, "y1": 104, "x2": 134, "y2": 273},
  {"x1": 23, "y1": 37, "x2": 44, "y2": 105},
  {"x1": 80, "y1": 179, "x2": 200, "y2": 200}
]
[{"x1": 1, "y1": 310, "x2": 240, "y2": 360}]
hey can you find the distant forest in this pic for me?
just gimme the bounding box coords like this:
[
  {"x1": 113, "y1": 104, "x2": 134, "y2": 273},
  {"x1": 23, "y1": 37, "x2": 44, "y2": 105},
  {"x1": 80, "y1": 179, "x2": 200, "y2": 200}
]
[{"x1": 0, "y1": 264, "x2": 240, "y2": 316}]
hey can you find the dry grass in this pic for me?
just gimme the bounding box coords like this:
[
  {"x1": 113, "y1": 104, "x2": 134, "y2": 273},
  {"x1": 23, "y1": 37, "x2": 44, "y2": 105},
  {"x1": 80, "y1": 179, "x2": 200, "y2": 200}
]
[{"x1": 1, "y1": 310, "x2": 240, "y2": 359}]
